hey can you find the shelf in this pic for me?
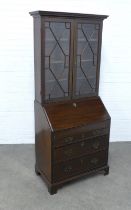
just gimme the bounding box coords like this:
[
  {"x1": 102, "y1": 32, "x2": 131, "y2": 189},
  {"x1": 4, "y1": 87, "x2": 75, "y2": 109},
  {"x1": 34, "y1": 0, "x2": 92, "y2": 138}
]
[
  {"x1": 80, "y1": 59, "x2": 93, "y2": 62},
  {"x1": 45, "y1": 60, "x2": 69, "y2": 65},
  {"x1": 76, "y1": 76, "x2": 96, "y2": 80},
  {"x1": 45, "y1": 78, "x2": 68, "y2": 83},
  {"x1": 46, "y1": 39, "x2": 69, "y2": 42},
  {"x1": 45, "y1": 60, "x2": 93, "y2": 64},
  {"x1": 77, "y1": 39, "x2": 97, "y2": 42},
  {"x1": 49, "y1": 61, "x2": 65, "y2": 64},
  {"x1": 45, "y1": 38, "x2": 97, "y2": 42}
]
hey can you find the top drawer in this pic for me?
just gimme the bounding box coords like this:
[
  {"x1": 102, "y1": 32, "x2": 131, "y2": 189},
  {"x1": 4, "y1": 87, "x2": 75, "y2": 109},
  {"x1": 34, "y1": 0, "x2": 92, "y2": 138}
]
[{"x1": 53, "y1": 120, "x2": 110, "y2": 148}]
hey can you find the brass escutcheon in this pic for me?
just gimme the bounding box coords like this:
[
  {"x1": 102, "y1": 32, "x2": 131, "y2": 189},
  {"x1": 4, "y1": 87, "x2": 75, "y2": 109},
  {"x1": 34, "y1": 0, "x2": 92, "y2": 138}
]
[{"x1": 73, "y1": 103, "x2": 77, "y2": 108}]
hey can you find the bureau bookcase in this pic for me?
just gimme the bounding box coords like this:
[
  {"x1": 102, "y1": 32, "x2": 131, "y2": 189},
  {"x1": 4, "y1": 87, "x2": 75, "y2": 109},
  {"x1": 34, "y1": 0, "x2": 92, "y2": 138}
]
[{"x1": 30, "y1": 11, "x2": 111, "y2": 194}]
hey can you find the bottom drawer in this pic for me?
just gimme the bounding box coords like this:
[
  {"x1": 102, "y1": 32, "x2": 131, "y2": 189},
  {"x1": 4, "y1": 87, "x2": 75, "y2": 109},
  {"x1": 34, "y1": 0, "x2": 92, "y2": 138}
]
[{"x1": 53, "y1": 150, "x2": 108, "y2": 182}]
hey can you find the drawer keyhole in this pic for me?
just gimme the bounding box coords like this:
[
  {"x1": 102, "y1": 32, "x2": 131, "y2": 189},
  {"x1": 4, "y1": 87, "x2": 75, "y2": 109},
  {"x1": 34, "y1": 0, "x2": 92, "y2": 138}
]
[
  {"x1": 80, "y1": 159, "x2": 84, "y2": 165},
  {"x1": 64, "y1": 149, "x2": 73, "y2": 156},
  {"x1": 73, "y1": 103, "x2": 77, "y2": 108}
]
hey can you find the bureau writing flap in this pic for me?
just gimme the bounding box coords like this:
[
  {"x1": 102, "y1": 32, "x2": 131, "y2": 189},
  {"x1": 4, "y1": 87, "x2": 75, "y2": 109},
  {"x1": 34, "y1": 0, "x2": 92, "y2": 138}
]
[{"x1": 43, "y1": 97, "x2": 110, "y2": 131}]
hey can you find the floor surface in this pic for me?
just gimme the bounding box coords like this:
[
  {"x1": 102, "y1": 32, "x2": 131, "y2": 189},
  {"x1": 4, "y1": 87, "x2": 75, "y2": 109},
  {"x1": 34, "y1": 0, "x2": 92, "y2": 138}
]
[{"x1": 0, "y1": 142, "x2": 131, "y2": 210}]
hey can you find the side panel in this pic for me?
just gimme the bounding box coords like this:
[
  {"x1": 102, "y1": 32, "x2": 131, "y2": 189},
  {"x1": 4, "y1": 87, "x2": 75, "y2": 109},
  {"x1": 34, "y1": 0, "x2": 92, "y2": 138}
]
[
  {"x1": 33, "y1": 17, "x2": 42, "y2": 103},
  {"x1": 35, "y1": 101, "x2": 52, "y2": 181}
]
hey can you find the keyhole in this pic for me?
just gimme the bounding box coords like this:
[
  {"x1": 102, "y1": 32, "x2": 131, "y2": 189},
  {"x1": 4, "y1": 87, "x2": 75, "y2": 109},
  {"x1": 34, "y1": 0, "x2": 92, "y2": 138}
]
[{"x1": 73, "y1": 103, "x2": 77, "y2": 108}]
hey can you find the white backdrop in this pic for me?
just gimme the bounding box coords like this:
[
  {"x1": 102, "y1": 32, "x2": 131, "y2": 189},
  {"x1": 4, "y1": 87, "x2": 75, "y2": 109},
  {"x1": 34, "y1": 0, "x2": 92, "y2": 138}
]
[{"x1": 0, "y1": 0, "x2": 131, "y2": 143}]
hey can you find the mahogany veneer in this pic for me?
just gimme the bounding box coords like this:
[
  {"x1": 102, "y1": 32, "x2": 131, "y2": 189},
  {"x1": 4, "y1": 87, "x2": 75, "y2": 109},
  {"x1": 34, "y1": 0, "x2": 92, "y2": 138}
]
[{"x1": 30, "y1": 11, "x2": 111, "y2": 194}]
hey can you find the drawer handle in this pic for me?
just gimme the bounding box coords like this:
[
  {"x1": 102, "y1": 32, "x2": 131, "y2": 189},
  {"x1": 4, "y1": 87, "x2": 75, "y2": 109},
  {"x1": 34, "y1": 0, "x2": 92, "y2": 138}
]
[
  {"x1": 64, "y1": 136, "x2": 73, "y2": 144},
  {"x1": 81, "y1": 134, "x2": 85, "y2": 139},
  {"x1": 92, "y1": 141, "x2": 100, "y2": 149},
  {"x1": 64, "y1": 165, "x2": 72, "y2": 173},
  {"x1": 91, "y1": 158, "x2": 98, "y2": 165},
  {"x1": 64, "y1": 148, "x2": 73, "y2": 156},
  {"x1": 81, "y1": 142, "x2": 85, "y2": 147}
]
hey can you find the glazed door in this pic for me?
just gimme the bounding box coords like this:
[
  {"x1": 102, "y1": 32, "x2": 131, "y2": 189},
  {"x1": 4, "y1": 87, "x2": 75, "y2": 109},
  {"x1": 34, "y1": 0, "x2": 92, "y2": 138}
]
[
  {"x1": 73, "y1": 20, "x2": 101, "y2": 98},
  {"x1": 43, "y1": 18, "x2": 73, "y2": 101}
]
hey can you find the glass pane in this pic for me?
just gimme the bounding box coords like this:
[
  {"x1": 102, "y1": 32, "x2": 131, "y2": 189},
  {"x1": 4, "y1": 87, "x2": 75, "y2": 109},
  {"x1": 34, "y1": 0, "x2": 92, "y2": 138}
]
[
  {"x1": 75, "y1": 23, "x2": 99, "y2": 97},
  {"x1": 44, "y1": 21, "x2": 71, "y2": 100}
]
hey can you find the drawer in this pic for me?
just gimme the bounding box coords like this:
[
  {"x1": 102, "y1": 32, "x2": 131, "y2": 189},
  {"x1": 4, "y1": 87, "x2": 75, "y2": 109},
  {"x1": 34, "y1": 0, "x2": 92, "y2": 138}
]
[
  {"x1": 53, "y1": 150, "x2": 108, "y2": 182},
  {"x1": 54, "y1": 135, "x2": 109, "y2": 163},
  {"x1": 53, "y1": 120, "x2": 110, "y2": 148}
]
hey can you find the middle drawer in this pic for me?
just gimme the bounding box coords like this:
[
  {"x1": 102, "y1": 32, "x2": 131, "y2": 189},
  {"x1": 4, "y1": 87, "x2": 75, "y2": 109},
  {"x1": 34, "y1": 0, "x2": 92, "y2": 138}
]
[{"x1": 54, "y1": 134, "x2": 109, "y2": 163}]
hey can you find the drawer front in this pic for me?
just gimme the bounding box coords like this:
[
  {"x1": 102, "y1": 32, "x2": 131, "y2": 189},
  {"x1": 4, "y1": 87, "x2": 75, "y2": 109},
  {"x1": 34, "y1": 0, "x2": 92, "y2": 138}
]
[
  {"x1": 53, "y1": 150, "x2": 108, "y2": 182},
  {"x1": 53, "y1": 120, "x2": 110, "y2": 148},
  {"x1": 54, "y1": 135, "x2": 109, "y2": 163}
]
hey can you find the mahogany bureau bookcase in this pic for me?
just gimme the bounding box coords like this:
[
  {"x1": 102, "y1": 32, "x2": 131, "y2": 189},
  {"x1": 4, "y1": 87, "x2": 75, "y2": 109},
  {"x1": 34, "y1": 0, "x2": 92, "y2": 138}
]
[{"x1": 30, "y1": 10, "x2": 111, "y2": 195}]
